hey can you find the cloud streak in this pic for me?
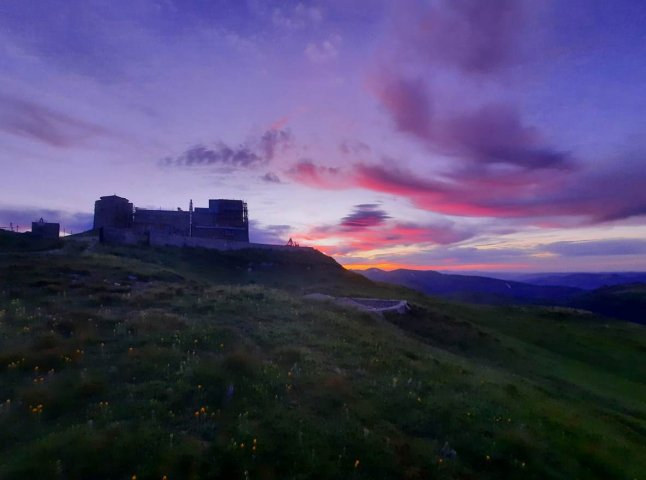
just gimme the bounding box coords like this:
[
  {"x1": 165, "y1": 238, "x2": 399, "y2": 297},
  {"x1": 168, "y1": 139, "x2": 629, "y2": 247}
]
[
  {"x1": 0, "y1": 95, "x2": 112, "y2": 148},
  {"x1": 340, "y1": 204, "x2": 390, "y2": 228},
  {"x1": 162, "y1": 129, "x2": 292, "y2": 169}
]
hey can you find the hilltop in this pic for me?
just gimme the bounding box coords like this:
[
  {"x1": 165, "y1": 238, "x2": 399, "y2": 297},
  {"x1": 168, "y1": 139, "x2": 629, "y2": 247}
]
[{"x1": 0, "y1": 232, "x2": 644, "y2": 479}]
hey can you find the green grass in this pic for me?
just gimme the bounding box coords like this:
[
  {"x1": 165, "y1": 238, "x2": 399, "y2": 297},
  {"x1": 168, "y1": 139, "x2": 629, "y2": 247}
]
[{"x1": 0, "y1": 234, "x2": 644, "y2": 479}]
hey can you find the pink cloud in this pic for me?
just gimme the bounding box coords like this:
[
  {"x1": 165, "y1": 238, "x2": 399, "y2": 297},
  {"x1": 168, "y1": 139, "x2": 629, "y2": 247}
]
[
  {"x1": 286, "y1": 159, "x2": 347, "y2": 189},
  {"x1": 298, "y1": 203, "x2": 476, "y2": 256}
]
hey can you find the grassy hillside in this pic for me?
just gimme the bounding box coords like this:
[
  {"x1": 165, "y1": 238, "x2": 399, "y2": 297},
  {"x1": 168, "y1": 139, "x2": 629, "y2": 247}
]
[
  {"x1": 0, "y1": 234, "x2": 644, "y2": 479},
  {"x1": 0, "y1": 229, "x2": 63, "y2": 252},
  {"x1": 572, "y1": 283, "x2": 646, "y2": 324}
]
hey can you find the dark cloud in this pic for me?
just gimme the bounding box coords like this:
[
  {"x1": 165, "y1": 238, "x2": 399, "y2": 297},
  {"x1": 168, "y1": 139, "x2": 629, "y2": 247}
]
[
  {"x1": 339, "y1": 139, "x2": 371, "y2": 156},
  {"x1": 0, "y1": 207, "x2": 93, "y2": 234},
  {"x1": 373, "y1": 1, "x2": 568, "y2": 172},
  {"x1": 249, "y1": 221, "x2": 292, "y2": 245},
  {"x1": 165, "y1": 144, "x2": 261, "y2": 168},
  {"x1": 162, "y1": 129, "x2": 292, "y2": 170},
  {"x1": 441, "y1": 104, "x2": 571, "y2": 170},
  {"x1": 374, "y1": 76, "x2": 433, "y2": 140},
  {"x1": 372, "y1": 76, "x2": 570, "y2": 170},
  {"x1": 544, "y1": 239, "x2": 646, "y2": 257},
  {"x1": 0, "y1": 94, "x2": 111, "y2": 147},
  {"x1": 397, "y1": 0, "x2": 529, "y2": 74},
  {"x1": 260, "y1": 172, "x2": 282, "y2": 183},
  {"x1": 258, "y1": 129, "x2": 293, "y2": 160},
  {"x1": 340, "y1": 204, "x2": 390, "y2": 228}
]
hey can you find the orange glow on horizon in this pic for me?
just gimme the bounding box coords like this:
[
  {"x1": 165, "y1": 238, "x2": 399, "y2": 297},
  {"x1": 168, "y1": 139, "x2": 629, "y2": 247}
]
[{"x1": 342, "y1": 262, "x2": 530, "y2": 272}]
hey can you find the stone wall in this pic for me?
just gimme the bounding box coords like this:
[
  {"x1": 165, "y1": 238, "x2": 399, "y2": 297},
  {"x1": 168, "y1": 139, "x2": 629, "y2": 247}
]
[
  {"x1": 100, "y1": 228, "x2": 311, "y2": 253},
  {"x1": 148, "y1": 231, "x2": 312, "y2": 252},
  {"x1": 31, "y1": 221, "x2": 60, "y2": 239},
  {"x1": 101, "y1": 227, "x2": 147, "y2": 245},
  {"x1": 133, "y1": 209, "x2": 190, "y2": 236}
]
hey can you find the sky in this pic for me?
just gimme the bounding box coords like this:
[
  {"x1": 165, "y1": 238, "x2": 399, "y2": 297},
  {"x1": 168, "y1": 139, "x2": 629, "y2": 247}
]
[{"x1": 1, "y1": 0, "x2": 646, "y2": 272}]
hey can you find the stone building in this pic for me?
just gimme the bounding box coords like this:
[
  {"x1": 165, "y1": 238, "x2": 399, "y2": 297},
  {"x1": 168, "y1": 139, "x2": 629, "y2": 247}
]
[
  {"x1": 94, "y1": 195, "x2": 133, "y2": 230},
  {"x1": 93, "y1": 195, "x2": 249, "y2": 242},
  {"x1": 133, "y1": 209, "x2": 190, "y2": 236},
  {"x1": 192, "y1": 199, "x2": 249, "y2": 241},
  {"x1": 31, "y1": 218, "x2": 60, "y2": 239}
]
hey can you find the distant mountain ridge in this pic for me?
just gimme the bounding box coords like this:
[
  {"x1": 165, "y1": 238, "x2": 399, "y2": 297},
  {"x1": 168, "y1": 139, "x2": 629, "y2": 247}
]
[
  {"x1": 511, "y1": 272, "x2": 646, "y2": 290},
  {"x1": 359, "y1": 268, "x2": 646, "y2": 324},
  {"x1": 360, "y1": 268, "x2": 582, "y2": 305}
]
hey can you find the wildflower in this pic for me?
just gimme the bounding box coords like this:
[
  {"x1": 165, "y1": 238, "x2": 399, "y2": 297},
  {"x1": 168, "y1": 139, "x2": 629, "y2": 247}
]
[
  {"x1": 486, "y1": 455, "x2": 491, "y2": 461},
  {"x1": 354, "y1": 459, "x2": 360, "y2": 468}
]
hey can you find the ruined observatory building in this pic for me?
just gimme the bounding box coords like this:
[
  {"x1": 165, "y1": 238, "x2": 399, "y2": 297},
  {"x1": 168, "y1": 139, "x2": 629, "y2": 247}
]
[
  {"x1": 93, "y1": 195, "x2": 249, "y2": 242},
  {"x1": 94, "y1": 195, "x2": 134, "y2": 230}
]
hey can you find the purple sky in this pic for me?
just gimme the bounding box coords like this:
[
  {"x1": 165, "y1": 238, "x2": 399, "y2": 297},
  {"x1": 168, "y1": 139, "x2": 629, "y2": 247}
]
[{"x1": 1, "y1": 0, "x2": 646, "y2": 272}]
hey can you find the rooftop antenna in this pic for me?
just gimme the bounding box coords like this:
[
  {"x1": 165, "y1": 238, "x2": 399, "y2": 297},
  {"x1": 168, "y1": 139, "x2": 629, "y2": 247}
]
[{"x1": 189, "y1": 199, "x2": 194, "y2": 237}]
